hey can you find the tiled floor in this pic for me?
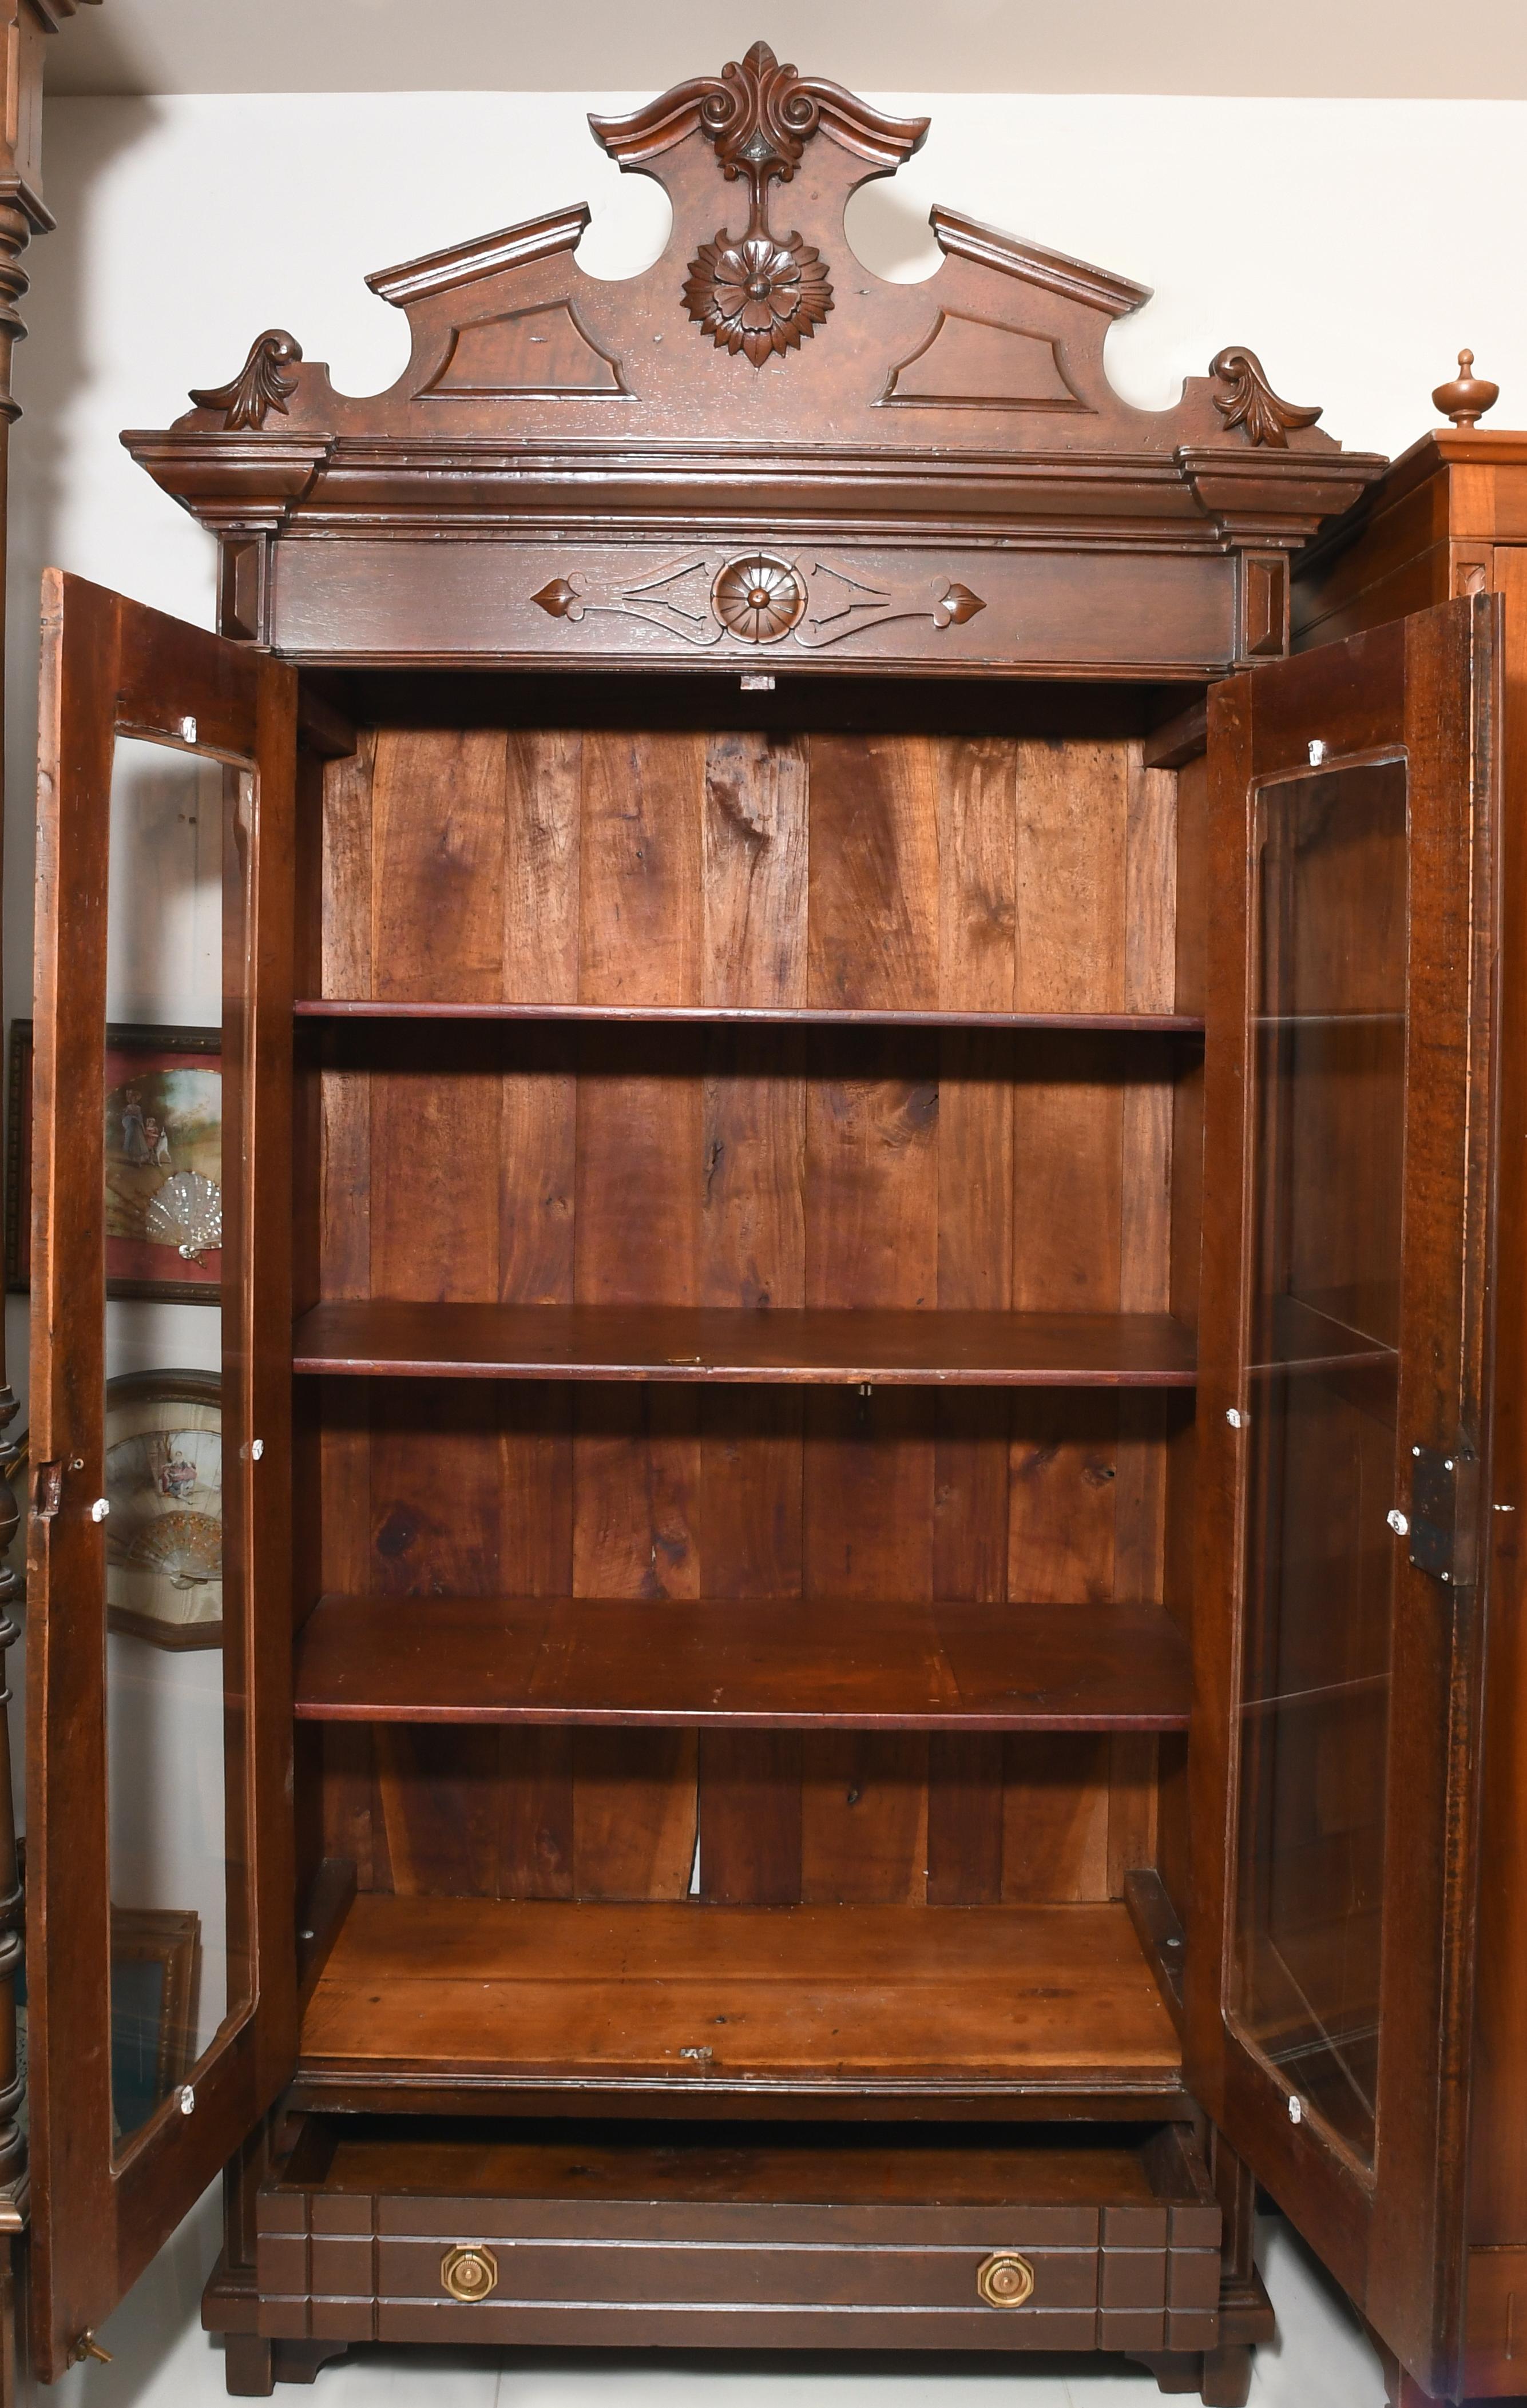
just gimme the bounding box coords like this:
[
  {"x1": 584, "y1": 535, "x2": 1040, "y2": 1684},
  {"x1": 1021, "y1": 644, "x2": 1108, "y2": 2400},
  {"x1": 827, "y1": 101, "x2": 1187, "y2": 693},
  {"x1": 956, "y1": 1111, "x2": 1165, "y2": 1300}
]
[{"x1": 34, "y1": 2192, "x2": 1387, "y2": 2407}]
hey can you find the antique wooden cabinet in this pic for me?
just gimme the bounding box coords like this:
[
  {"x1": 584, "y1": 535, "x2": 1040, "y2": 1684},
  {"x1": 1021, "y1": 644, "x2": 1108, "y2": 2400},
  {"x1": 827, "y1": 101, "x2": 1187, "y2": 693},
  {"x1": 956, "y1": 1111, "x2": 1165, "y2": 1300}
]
[{"x1": 18, "y1": 41, "x2": 1525, "y2": 2408}]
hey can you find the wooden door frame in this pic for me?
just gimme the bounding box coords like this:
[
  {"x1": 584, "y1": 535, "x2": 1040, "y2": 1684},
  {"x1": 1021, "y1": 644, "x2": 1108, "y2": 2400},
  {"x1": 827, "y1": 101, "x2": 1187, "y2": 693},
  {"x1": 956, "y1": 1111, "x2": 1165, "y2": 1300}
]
[
  {"x1": 24, "y1": 571, "x2": 298, "y2": 2378},
  {"x1": 1185, "y1": 594, "x2": 1502, "y2": 2399}
]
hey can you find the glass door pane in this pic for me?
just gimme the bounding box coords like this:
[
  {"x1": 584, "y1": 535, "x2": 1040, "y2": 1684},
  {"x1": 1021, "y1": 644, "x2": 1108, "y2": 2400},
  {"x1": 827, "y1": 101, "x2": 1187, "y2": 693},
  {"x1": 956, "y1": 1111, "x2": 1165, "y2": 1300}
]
[
  {"x1": 102, "y1": 736, "x2": 241, "y2": 2151},
  {"x1": 1230, "y1": 756, "x2": 1408, "y2": 2169},
  {"x1": 25, "y1": 573, "x2": 298, "y2": 2377}
]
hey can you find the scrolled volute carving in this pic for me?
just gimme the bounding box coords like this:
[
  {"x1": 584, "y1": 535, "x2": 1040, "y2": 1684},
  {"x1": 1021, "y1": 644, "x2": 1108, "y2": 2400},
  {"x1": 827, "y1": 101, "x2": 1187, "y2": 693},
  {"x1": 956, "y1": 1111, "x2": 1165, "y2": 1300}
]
[
  {"x1": 701, "y1": 39, "x2": 826, "y2": 190},
  {"x1": 189, "y1": 329, "x2": 304, "y2": 431},
  {"x1": 590, "y1": 42, "x2": 928, "y2": 174},
  {"x1": 1210, "y1": 348, "x2": 1322, "y2": 450}
]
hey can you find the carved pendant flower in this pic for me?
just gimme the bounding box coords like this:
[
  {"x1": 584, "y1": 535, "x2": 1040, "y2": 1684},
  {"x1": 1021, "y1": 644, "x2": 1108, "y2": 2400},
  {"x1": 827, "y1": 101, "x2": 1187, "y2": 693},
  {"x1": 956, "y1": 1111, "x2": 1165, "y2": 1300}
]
[{"x1": 683, "y1": 232, "x2": 832, "y2": 367}]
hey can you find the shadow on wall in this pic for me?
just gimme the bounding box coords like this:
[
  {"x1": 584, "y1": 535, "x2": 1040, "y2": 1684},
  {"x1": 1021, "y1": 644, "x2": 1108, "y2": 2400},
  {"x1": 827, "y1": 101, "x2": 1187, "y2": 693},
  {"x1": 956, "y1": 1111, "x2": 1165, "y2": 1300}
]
[{"x1": 5, "y1": 93, "x2": 166, "y2": 1076}]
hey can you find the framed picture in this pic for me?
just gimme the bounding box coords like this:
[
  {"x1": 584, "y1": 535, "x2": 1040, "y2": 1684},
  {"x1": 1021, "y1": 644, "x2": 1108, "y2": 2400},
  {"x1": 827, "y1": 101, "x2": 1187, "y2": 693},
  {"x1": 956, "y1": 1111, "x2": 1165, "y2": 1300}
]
[
  {"x1": 15, "y1": 1892, "x2": 202, "y2": 2146},
  {"x1": 109, "y1": 1906, "x2": 203, "y2": 2144},
  {"x1": 7, "y1": 1019, "x2": 222, "y2": 1302},
  {"x1": 2, "y1": 1369, "x2": 224, "y2": 1650}
]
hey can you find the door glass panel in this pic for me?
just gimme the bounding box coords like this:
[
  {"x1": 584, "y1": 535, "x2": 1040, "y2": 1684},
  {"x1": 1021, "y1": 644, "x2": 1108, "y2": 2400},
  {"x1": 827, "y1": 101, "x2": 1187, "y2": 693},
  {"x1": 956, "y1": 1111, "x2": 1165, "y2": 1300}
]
[
  {"x1": 102, "y1": 735, "x2": 243, "y2": 2154},
  {"x1": 1230, "y1": 755, "x2": 1408, "y2": 2169}
]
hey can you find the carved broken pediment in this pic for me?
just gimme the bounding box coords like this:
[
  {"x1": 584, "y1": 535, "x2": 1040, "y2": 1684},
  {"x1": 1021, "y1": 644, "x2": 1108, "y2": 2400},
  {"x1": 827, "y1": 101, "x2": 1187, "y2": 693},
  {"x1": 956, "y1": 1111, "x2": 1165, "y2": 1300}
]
[{"x1": 133, "y1": 37, "x2": 1383, "y2": 577}]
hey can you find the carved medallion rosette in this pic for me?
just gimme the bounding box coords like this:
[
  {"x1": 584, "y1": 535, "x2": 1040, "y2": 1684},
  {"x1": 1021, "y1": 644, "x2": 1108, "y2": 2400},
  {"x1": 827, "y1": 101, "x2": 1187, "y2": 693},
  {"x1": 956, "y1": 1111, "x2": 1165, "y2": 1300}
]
[{"x1": 711, "y1": 553, "x2": 807, "y2": 641}]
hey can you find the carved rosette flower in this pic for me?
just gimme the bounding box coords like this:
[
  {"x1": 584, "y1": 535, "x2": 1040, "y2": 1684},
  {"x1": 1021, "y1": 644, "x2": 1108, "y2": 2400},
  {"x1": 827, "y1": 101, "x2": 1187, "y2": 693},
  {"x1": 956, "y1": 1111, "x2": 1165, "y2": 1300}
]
[
  {"x1": 684, "y1": 233, "x2": 832, "y2": 367},
  {"x1": 712, "y1": 554, "x2": 806, "y2": 642}
]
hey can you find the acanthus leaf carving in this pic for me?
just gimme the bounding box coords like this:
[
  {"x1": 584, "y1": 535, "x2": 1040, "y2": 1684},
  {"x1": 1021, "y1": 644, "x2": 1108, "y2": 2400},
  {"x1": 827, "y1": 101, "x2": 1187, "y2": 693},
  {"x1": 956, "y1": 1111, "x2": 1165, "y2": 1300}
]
[
  {"x1": 189, "y1": 329, "x2": 304, "y2": 431},
  {"x1": 531, "y1": 552, "x2": 986, "y2": 651},
  {"x1": 1209, "y1": 347, "x2": 1322, "y2": 450}
]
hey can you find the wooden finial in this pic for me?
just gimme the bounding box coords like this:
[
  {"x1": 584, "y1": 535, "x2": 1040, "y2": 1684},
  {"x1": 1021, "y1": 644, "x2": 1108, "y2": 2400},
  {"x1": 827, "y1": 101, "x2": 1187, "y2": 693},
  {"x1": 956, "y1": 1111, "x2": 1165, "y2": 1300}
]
[{"x1": 1432, "y1": 349, "x2": 1500, "y2": 428}]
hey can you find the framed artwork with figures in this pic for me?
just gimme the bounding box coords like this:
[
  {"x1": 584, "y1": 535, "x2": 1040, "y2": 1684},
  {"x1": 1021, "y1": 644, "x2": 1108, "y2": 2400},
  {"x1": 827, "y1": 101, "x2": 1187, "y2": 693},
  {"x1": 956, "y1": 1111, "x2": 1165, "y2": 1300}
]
[
  {"x1": 6, "y1": 1020, "x2": 221, "y2": 1301},
  {"x1": 1, "y1": 1370, "x2": 224, "y2": 1650}
]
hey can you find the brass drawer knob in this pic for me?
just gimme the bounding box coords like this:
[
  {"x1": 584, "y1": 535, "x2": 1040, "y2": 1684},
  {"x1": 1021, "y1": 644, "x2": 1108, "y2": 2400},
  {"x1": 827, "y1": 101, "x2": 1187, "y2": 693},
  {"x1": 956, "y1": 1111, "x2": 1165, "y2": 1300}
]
[
  {"x1": 441, "y1": 2244, "x2": 498, "y2": 2302},
  {"x1": 977, "y1": 2250, "x2": 1035, "y2": 2308}
]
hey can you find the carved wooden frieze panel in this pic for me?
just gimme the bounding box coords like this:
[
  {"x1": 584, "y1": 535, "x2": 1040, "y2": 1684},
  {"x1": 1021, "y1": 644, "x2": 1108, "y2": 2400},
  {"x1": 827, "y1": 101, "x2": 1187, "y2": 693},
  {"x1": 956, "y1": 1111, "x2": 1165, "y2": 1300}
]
[
  {"x1": 265, "y1": 537, "x2": 1239, "y2": 673},
  {"x1": 530, "y1": 548, "x2": 985, "y2": 650}
]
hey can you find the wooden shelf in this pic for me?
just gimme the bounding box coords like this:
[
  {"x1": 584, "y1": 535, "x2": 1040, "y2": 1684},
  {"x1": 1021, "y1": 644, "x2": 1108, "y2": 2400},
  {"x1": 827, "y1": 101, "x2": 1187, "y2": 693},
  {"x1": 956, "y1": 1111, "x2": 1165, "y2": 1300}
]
[
  {"x1": 291, "y1": 1304, "x2": 1197, "y2": 1386},
  {"x1": 1251, "y1": 1293, "x2": 1397, "y2": 1377},
  {"x1": 292, "y1": 1596, "x2": 1191, "y2": 1731},
  {"x1": 295, "y1": 999, "x2": 1205, "y2": 1034},
  {"x1": 299, "y1": 1897, "x2": 1184, "y2": 2097}
]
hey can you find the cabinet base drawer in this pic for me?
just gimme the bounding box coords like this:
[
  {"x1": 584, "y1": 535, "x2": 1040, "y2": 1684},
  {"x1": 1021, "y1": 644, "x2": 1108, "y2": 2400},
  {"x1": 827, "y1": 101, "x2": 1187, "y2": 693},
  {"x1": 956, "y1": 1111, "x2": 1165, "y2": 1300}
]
[{"x1": 252, "y1": 2118, "x2": 1222, "y2": 2357}]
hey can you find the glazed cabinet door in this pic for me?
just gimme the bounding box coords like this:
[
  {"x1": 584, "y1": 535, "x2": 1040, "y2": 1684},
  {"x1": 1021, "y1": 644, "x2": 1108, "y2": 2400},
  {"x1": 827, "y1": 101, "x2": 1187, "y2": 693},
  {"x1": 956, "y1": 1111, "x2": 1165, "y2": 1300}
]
[
  {"x1": 25, "y1": 573, "x2": 299, "y2": 2377},
  {"x1": 1187, "y1": 593, "x2": 1501, "y2": 2397}
]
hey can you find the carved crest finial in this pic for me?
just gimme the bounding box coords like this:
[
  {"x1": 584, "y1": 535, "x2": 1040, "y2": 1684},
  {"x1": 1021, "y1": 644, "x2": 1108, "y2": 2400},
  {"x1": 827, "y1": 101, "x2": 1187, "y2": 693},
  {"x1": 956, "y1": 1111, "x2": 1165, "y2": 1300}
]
[
  {"x1": 683, "y1": 43, "x2": 839, "y2": 368},
  {"x1": 1210, "y1": 348, "x2": 1322, "y2": 449},
  {"x1": 1432, "y1": 348, "x2": 1499, "y2": 428},
  {"x1": 700, "y1": 42, "x2": 821, "y2": 196},
  {"x1": 592, "y1": 43, "x2": 928, "y2": 372},
  {"x1": 189, "y1": 329, "x2": 303, "y2": 431},
  {"x1": 590, "y1": 46, "x2": 928, "y2": 174}
]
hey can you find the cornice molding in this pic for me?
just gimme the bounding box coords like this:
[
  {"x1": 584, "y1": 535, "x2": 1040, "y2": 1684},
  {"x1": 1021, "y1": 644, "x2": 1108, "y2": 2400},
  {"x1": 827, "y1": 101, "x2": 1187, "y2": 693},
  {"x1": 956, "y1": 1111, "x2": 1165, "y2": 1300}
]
[{"x1": 367, "y1": 206, "x2": 592, "y2": 309}]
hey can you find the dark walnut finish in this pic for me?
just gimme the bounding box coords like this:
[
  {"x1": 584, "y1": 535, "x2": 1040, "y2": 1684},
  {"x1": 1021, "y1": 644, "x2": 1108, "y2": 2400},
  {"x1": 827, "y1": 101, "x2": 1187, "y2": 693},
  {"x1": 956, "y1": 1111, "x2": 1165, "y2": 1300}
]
[
  {"x1": 249, "y1": 2118, "x2": 1221, "y2": 2357},
  {"x1": 1294, "y1": 436, "x2": 1527, "y2": 2407},
  {"x1": 23, "y1": 34, "x2": 1516, "y2": 2408}
]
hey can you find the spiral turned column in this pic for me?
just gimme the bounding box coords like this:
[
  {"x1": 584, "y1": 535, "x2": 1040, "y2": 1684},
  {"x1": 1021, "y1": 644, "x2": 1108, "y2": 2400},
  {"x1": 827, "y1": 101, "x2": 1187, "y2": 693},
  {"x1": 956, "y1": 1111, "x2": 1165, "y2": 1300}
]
[
  {"x1": 0, "y1": 154, "x2": 38, "y2": 2251},
  {"x1": 0, "y1": 170, "x2": 34, "y2": 2252}
]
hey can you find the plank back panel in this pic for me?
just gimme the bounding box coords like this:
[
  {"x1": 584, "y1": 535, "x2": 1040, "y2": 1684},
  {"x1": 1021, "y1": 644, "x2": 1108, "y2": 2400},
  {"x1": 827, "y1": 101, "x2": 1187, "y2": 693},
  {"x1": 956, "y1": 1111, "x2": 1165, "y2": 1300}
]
[{"x1": 310, "y1": 722, "x2": 1187, "y2": 1916}]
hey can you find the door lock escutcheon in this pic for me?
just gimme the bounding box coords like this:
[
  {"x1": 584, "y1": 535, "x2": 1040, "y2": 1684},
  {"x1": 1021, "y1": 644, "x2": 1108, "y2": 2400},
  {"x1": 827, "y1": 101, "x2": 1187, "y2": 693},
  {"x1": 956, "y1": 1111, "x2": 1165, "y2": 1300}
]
[{"x1": 1407, "y1": 1444, "x2": 1478, "y2": 1586}]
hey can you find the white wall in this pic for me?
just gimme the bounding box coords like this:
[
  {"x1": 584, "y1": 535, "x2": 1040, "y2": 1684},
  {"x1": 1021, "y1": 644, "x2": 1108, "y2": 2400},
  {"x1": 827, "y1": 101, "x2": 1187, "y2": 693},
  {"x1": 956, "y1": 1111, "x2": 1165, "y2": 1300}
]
[{"x1": 7, "y1": 81, "x2": 1527, "y2": 2401}]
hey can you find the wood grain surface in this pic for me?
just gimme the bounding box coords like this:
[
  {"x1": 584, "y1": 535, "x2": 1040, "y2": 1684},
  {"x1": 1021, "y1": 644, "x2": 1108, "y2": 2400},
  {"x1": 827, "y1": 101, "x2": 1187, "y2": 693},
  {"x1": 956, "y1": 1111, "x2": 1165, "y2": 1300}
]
[
  {"x1": 299, "y1": 1895, "x2": 1184, "y2": 2090},
  {"x1": 293, "y1": 1595, "x2": 1190, "y2": 1730}
]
